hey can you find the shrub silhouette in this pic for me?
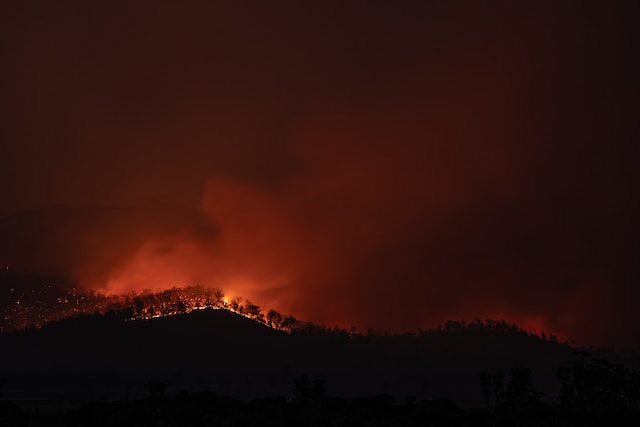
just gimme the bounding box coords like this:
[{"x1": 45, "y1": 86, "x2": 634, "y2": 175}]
[
  {"x1": 146, "y1": 381, "x2": 168, "y2": 401},
  {"x1": 293, "y1": 374, "x2": 327, "y2": 404}
]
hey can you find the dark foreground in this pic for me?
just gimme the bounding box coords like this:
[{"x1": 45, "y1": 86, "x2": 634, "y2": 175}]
[
  {"x1": 2, "y1": 384, "x2": 640, "y2": 427},
  {"x1": 1, "y1": 309, "x2": 639, "y2": 426}
]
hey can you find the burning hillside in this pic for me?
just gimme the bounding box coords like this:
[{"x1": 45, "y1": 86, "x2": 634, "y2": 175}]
[{"x1": 0, "y1": 278, "x2": 304, "y2": 335}]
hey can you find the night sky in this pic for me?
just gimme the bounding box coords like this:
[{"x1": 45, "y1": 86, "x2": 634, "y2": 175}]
[{"x1": 1, "y1": 1, "x2": 638, "y2": 349}]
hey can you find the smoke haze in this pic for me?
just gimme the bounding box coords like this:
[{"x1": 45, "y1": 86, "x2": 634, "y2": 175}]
[{"x1": 1, "y1": 0, "x2": 638, "y2": 349}]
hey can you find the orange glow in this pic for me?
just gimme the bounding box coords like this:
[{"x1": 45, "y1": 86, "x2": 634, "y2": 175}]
[{"x1": 1, "y1": 0, "x2": 638, "y2": 353}]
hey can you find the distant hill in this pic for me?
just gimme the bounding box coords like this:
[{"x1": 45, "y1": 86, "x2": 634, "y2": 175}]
[{"x1": 4, "y1": 308, "x2": 635, "y2": 410}]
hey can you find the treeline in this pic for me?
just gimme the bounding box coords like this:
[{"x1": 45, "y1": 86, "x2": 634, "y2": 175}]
[
  {"x1": 479, "y1": 351, "x2": 640, "y2": 425},
  {"x1": 3, "y1": 352, "x2": 639, "y2": 427},
  {"x1": 71, "y1": 286, "x2": 570, "y2": 345},
  {"x1": 3, "y1": 283, "x2": 571, "y2": 346},
  {"x1": 100, "y1": 286, "x2": 323, "y2": 334},
  {"x1": 86, "y1": 286, "x2": 568, "y2": 342},
  {"x1": 1, "y1": 284, "x2": 309, "y2": 334}
]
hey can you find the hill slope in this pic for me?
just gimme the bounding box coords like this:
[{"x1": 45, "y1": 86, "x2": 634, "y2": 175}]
[{"x1": 1, "y1": 309, "x2": 617, "y2": 408}]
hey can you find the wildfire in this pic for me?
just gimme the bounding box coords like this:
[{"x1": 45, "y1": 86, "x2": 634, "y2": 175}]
[
  {"x1": 0, "y1": 282, "x2": 561, "y2": 344},
  {"x1": 0, "y1": 285, "x2": 301, "y2": 334}
]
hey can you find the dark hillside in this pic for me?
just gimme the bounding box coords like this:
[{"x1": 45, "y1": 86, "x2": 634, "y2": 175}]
[{"x1": 2, "y1": 309, "x2": 619, "y2": 409}]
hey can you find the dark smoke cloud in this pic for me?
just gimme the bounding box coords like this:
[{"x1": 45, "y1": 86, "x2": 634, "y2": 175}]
[{"x1": 0, "y1": 1, "x2": 638, "y2": 349}]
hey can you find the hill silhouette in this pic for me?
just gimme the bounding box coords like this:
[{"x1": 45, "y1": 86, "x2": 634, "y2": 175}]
[
  {"x1": 3, "y1": 307, "x2": 636, "y2": 410},
  {"x1": 2, "y1": 307, "x2": 640, "y2": 426}
]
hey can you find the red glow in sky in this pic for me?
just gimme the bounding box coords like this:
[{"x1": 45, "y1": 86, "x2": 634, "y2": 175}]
[{"x1": 0, "y1": 0, "x2": 638, "y2": 350}]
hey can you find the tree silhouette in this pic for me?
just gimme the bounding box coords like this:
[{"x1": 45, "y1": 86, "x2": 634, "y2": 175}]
[
  {"x1": 266, "y1": 309, "x2": 282, "y2": 329},
  {"x1": 293, "y1": 374, "x2": 311, "y2": 403},
  {"x1": 481, "y1": 364, "x2": 542, "y2": 420},
  {"x1": 280, "y1": 315, "x2": 298, "y2": 332},
  {"x1": 229, "y1": 298, "x2": 242, "y2": 313},
  {"x1": 244, "y1": 300, "x2": 264, "y2": 323},
  {"x1": 504, "y1": 364, "x2": 541, "y2": 411},
  {"x1": 311, "y1": 376, "x2": 328, "y2": 401},
  {"x1": 212, "y1": 289, "x2": 224, "y2": 307},
  {"x1": 480, "y1": 371, "x2": 505, "y2": 411},
  {"x1": 558, "y1": 351, "x2": 639, "y2": 417}
]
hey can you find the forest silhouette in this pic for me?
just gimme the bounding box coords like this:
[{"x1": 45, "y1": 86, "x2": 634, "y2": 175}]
[{"x1": 1, "y1": 293, "x2": 639, "y2": 426}]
